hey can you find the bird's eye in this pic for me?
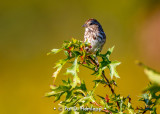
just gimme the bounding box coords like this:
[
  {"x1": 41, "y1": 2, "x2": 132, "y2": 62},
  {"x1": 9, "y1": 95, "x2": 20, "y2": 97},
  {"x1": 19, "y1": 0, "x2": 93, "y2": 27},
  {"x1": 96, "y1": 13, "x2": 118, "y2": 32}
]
[{"x1": 90, "y1": 23, "x2": 93, "y2": 25}]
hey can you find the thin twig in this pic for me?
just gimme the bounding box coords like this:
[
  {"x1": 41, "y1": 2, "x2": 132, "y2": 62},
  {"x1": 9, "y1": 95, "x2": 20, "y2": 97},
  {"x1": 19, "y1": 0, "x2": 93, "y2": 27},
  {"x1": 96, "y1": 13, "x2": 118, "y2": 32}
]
[
  {"x1": 142, "y1": 106, "x2": 149, "y2": 114},
  {"x1": 87, "y1": 56, "x2": 120, "y2": 110},
  {"x1": 142, "y1": 110, "x2": 147, "y2": 114},
  {"x1": 81, "y1": 84, "x2": 112, "y2": 113}
]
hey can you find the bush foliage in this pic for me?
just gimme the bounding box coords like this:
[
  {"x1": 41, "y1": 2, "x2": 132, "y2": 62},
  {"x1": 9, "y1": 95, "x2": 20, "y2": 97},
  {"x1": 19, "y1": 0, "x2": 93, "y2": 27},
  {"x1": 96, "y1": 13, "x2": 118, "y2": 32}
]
[{"x1": 46, "y1": 38, "x2": 160, "y2": 114}]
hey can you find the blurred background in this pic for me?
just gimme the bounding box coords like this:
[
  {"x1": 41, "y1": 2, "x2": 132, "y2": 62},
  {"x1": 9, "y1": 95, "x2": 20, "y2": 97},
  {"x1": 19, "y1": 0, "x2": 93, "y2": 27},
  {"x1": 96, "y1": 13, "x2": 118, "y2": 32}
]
[{"x1": 1, "y1": 0, "x2": 160, "y2": 113}]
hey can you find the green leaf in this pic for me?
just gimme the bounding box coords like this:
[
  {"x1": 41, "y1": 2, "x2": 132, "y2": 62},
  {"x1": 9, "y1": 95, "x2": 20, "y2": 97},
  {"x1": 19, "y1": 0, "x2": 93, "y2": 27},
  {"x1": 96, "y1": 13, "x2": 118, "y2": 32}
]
[
  {"x1": 96, "y1": 68, "x2": 103, "y2": 78},
  {"x1": 50, "y1": 85, "x2": 71, "y2": 93},
  {"x1": 144, "y1": 68, "x2": 160, "y2": 84},
  {"x1": 47, "y1": 48, "x2": 63, "y2": 55},
  {"x1": 143, "y1": 84, "x2": 160, "y2": 95},
  {"x1": 64, "y1": 40, "x2": 70, "y2": 43},
  {"x1": 93, "y1": 79, "x2": 108, "y2": 85},
  {"x1": 65, "y1": 91, "x2": 72, "y2": 100},
  {"x1": 73, "y1": 51, "x2": 81, "y2": 57},
  {"x1": 80, "y1": 80, "x2": 87, "y2": 92},
  {"x1": 91, "y1": 79, "x2": 100, "y2": 95},
  {"x1": 106, "y1": 46, "x2": 115, "y2": 58},
  {"x1": 50, "y1": 85, "x2": 58, "y2": 90},
  {"x1": 45, "y1": 91, "x2": 65, "y2": 99},
  {"x1": 64, "y1": 96, "x2": 81, "y2": 107},
  {"x1": 66, "y1": 57, "x2": 81, "y2": 88},
  {"x1": 79, "y1": 95, "x2": 95, "y2": 104},
  {"x1": 54, "y1": 92, "x2": 65, "y2": 102},
  {"x1": 62, "y1": 80, "x2": 68, "y2": 85},
  {"x1": 108, "y1": 61, "x2": 121, "y2": 79},
  {"x1": 80, "y1": 62, "x2": 95, "y2": 71},
  {"x1": 45, "y1": 91, "x2": 57, "y2": 97},
  {"x1": 46, "y1": 81, "x2": 72, "y2": 101},
  {"x1": 151, "y1": 106, "x2": 157, "y2": 114},
  {"x1": 53, "y1": 58, "x2": 69, "y2": 83},
  {"x1": 97, "y1": 95, "x2": 105, "y2": 101},
  {"x1": 68, "y1": 77, "x2": 71, "y2": 84},
  {"x1": 127, "y1": 102, "x2": 135, "y2": 114},
  {"x1": 72, "y1": 38, "x2": 77, "y2": 43},
  {"x1": 137, "y1": 61, "x2": 160, "y2": 84},
  {"x1": 64, "y1": 50, "x2": 69, "y2": 56},
  {"x1": 139, "y1": 93, "x2": 151, "y2": 105}
]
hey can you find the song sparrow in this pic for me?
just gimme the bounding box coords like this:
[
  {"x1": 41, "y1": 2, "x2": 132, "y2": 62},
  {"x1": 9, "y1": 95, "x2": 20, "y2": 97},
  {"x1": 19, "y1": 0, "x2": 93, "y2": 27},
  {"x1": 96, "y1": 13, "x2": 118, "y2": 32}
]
[{"x1": 83, "y1": 19, "x2": 106, "y2": 53}]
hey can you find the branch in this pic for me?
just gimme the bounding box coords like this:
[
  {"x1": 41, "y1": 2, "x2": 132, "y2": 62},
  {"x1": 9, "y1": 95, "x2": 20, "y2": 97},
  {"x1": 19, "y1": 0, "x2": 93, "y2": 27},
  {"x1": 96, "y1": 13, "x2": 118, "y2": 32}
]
[
  {"x1": 142, "y1": 106, "x2": 149, "y2": 114},
  {"x1": 142, "y1": 110, "x2": 147, "y2": 114},
  {"x1": 87, "y1": 56, "x2": 120, "y2": 110}
]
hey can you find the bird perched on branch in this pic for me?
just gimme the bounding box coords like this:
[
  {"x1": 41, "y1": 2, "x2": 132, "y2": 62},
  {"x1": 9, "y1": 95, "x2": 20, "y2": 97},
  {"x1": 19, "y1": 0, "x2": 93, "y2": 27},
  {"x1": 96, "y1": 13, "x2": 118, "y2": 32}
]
[{"x1": 83, "y1": 18, "x2": 106, "y2": 53}]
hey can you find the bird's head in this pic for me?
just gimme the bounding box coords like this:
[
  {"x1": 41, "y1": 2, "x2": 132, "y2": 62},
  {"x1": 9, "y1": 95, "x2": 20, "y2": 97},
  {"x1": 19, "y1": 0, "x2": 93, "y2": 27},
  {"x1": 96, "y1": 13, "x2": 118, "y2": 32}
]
[{"x1": 82, "y1": 18, "x2": 101, "y2": 28}]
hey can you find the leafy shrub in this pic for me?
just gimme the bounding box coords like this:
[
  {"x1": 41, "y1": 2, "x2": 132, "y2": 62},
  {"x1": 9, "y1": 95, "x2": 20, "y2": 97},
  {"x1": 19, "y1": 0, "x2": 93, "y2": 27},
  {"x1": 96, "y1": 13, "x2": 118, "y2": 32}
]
[{"x1": 46, "y1": 38, "x2": 160, "y2": 114}]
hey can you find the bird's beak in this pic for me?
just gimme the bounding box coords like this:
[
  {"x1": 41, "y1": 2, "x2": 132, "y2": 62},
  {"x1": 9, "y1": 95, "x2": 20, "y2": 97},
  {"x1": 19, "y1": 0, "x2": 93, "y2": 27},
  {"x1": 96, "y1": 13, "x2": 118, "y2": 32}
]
[{"x1": 82, "y1": 24, "x2": 87, "y2": 27}]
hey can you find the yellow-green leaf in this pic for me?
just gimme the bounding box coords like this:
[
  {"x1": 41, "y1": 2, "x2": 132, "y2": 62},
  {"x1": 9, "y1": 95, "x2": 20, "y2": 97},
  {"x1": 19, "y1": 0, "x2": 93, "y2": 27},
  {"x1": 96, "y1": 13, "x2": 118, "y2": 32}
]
[
  {"x1": 47, "y1": 48, "x2": 63, "y2": 55},
  {"x1": 108, "y1": 61, "x2": 121, "y2": 79},
  {"x1": 137, "y1": 62, "x2": 160, "y2": 84},
  {"x1": 144, "y1": 68, "x2": 160, "y2": 84},
  {"x1": 66, "y1": 57, "x2": 81, "y2": 88},
  {"x1": 107, "y1": 46, "x2": 114, "y2": 57},
  {"x1": 53, "y1": 59, "x2": 69, "y2": 83}
]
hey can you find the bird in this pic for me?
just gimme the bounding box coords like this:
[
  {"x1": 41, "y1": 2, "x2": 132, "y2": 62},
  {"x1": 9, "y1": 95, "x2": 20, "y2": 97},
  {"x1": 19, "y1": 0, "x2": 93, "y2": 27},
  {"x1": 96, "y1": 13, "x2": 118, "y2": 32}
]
[{"x1": 82, "y1": 18, "x2": 106, "y2": 53}]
